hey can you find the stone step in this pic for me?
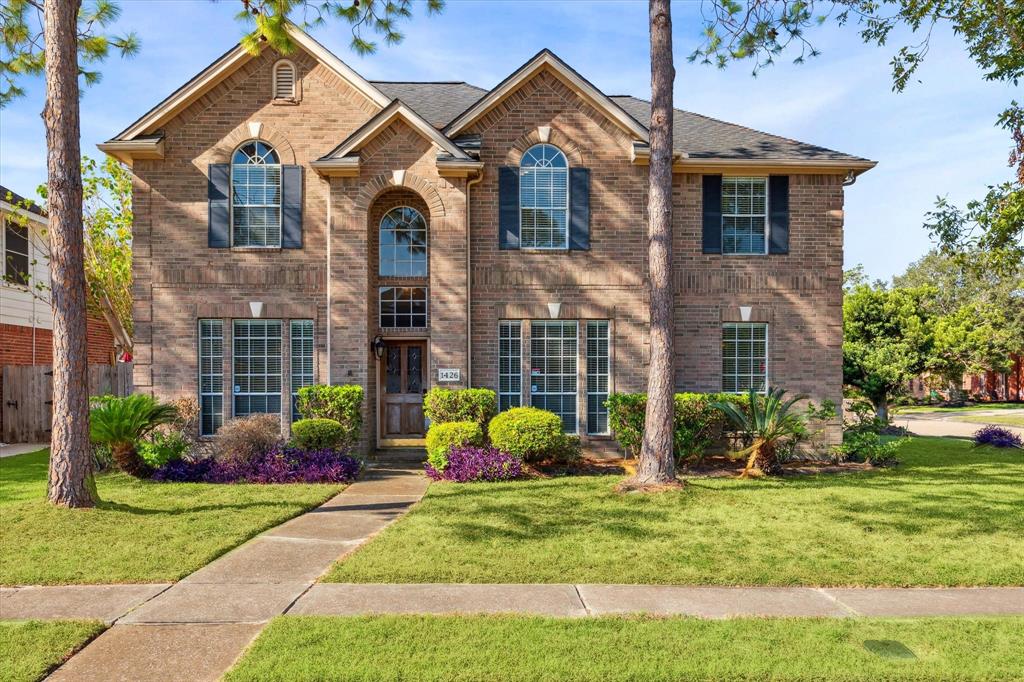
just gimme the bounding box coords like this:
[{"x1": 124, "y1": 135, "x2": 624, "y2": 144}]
[{"x1": 370, "y1": 448, "x2": 427, "y2": 464}]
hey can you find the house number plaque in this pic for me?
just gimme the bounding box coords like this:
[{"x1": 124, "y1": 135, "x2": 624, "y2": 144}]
[{"x1": 437, "y1": 368, "x2": 461, "y2": 382}]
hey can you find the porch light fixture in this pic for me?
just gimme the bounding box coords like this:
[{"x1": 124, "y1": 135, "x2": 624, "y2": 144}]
[
  {"x1": 371, "y1": 334, "x2": 386, "y2": 359},
  {"x1": 248, "y1": 301, "x2": 264, "y2": 318}
]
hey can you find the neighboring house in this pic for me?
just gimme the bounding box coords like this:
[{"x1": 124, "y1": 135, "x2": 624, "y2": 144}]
[
  {"x1": 1, "y1": 186, "x2": 120, "y2": 437},
  {"x1": 965, "y1": 356, "x2": 1023, "y2": 402},
  {"x1": 99, "y1": 26, "x2": 874, "y2": 452}
]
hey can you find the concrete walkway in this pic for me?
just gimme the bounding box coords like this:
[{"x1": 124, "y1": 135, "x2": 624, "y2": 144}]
[
  {"x1": 895, "y1": 409, "x2": 1024, "y2": 439},
  {"x1": 0, "y1": 441, "x2": 48, "y2": 457},
  {"x1": 38, "y1": 464, "x2": 430, "y2": 682}
]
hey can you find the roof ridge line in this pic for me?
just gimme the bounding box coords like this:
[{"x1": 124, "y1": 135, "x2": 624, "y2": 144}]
[{"x1": 613, "y1": 94, "x2": 853, "y2": 157}]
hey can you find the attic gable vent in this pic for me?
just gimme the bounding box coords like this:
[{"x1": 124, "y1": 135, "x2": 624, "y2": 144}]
[{"x1": 273, "y1": 60, "x2": 296, "y2": 100}]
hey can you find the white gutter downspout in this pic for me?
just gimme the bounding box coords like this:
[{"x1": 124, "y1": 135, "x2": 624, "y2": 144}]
[
  {"x1": 465, "y1": 169, "x2": 484, "y2": 386},
  {"x1": 326, "y1": 182, "x2": 332, "y2": 384}
]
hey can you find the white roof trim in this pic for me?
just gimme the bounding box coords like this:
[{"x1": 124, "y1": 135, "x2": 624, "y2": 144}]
[
  {"x1": 322, "y1": 100, "x2": 473, "y2": 161},
  {"x1": 0, "y1": 200, "x2": 48, "y2": 226},
  {"x1": 113, "y1": 24, "x2": 389, "y2": 141},
  {"x1": 445, "y1": 49, "x2": 650, "y2": 143}
]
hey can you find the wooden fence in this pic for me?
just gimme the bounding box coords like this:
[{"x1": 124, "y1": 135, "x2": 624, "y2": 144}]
[{"x1": 1, "y1": 363, "x2": 133, "y2": 444}]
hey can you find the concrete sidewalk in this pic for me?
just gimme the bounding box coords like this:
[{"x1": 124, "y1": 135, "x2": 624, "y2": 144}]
[
  {"x1": 37, "y1": 464, "x2": 430, "y2": 682},
  {"x1": 8, "y1": 582, "x2": 1023, "y2": 624},
  {"x1": 289, "y1": 584, "x2": 1024, "y2": 619},
  {"x1": 894, "y1": 410, "x2": 1024, "y2": 439},
  {"x1": 0, "y1": 442, "x2": 48, "y2": 458}
]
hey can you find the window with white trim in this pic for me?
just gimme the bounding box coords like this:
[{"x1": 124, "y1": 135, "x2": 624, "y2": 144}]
[
  {"x1": 722, "y1": 322, "x2": 768, "y2": 393},
  {"x1": 3, "y1": 219, "x2": 30, "y2": 286},
  {"x1": 379, "y1": 286, "x2": 427, "y2": 329},
  {"x1": 290, "y1": 320, "x2": 314, "y2": 422},
  {"x1": 530, "y1": 320, "x2": 578, "y2": 433},
  {"x1": 231, "y1": 141, "x2": 281, "y2": 247},
  {"x1": 586, "y1": 320, "x2": 610, "y2": 435},
  {"x1": 198, "y1": 319, "x2": 224, "y2": 436},
  {"x1": 379, "y1": 206, "x2": 427, "y2": 277},
  {"x1": 498, "y1": 321, "x2": 522, "y2": 411},
  {"x1": 273, "y1": 60, "x2": 296, "y2": 100},
  {"x1": 722, "y1": 176, "x2": 768, "y2": 255},
  {"x1": 520, "y1": 144, "x2": 568, "y2": 249},
  {"x1": 233, "y1": 319, "x2": 282, "y2": 417}
]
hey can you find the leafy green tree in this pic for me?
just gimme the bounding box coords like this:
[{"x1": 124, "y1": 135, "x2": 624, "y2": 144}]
[
  {"x1": 234, "y1": 0, "x2": 444, "y2": 55},
  {"x1": 895, "y1": 249, "x2": 1024, "y2": 396},
  {"x1": 32, "y1": 157, "x2": 135, "y2": 346},
  {"x1": 2, "y1": 0, "x2": 139, "y2": 508},
  {"x1": 693, "y1": 0, "x2": 1024, "y2": 271},
  {"x1": 843, "y1": 283, "x2": 935, "y2": 420}
]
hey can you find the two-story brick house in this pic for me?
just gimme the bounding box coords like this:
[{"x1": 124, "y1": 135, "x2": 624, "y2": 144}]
[{"x1": 100, "y1": 25, "x2": 873, "y2": 452}]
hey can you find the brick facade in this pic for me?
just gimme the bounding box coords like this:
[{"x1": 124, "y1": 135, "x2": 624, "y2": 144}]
[{"x1": 122, "y1": 41, "x2": 856, "y2": 453}]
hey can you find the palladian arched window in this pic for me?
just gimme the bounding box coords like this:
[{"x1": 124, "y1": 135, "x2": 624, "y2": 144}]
[
  {"x1": 519, "y1": 143, "x2": 568, "y2": 249},
  {"x1": 379, "y1": 206, "x2": 428, "y2": 277},
  {"x1": 231, "y1": 141, "x2": 281, "y2": 247}
]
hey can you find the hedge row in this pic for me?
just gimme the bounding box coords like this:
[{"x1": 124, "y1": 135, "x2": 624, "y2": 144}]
[{"x1": 605, "y1": 392, "x2": 748, "y2": 461}]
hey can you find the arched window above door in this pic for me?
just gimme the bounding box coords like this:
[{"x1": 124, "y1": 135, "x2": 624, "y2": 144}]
[{"x1": 379, "y1": 206, "x2": 427, "y2": 277}]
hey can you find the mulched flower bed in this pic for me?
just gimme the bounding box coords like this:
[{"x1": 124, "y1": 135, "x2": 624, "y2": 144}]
[{"x1": 152, "y1": 447, "x2": 361, "y2": 484}]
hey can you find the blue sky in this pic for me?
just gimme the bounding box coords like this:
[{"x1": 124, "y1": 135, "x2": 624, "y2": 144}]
[{"x1": 0, "y1": 0, "x2": 1015, "y2": 281}]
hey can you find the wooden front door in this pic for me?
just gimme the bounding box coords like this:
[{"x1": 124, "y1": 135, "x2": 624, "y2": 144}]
[{"x1": 380, "y1": 341, "x2": 426, "y2": 437}]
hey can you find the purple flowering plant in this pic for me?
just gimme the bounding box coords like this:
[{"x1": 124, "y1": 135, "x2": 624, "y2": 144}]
[
  {"x1": 972, "y1": 426, "x2": 1023, "y2": 449},
  {"x1": 425, "y1": 445, "x2": 523, "y2": 483},
  {"x1": 152, "y1": 446, "x2": 361, "y2": 484}
]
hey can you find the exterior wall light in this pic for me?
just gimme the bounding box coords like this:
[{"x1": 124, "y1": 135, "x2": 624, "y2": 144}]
[{"x1": 371, "y1": 334, "x2": 386, "y2": 359}]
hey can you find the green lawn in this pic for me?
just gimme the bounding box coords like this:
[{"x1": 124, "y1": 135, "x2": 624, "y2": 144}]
[
  {"x1": 225, "y1": 615, "x2": 1024, "y2": 682},
  {"x1": 325, "y1": 437, "x2": 1023, "y2": 586},
  {"x1": 0, "y1": 450, "x2": 342, "y2": 585},
  {"x1": 0, "y1": 620, "x2": 105, "y2": 682},
  {"x1": 957, "y1": 414, "x2": 1024, "y2": 428}
]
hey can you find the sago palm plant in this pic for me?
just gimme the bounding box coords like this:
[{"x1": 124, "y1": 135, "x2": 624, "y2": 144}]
[
  {"x1": 89, "y1": 394, "x2": 178, "y2": 478},
  {"x1": 712, "y1": 388, "x2": 807, "y2": 478}
]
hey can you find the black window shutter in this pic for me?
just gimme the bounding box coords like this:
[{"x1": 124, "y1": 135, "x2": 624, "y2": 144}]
[
  {"x1": 702, "y1": 174, "x2": 722, "y2": 254},
  {"x1": 569, "y1": 167, "x2": 590, "y2": 250},
  {"x1": 768, "y1": 175, "x2": 790, "y2": 254},
  {"x1": 498, "y1": 166, "x2": 520, "y2": 249},
  {"x1": 208, "y1": 164, "x2": 230, "y2": 248},
  {"x1": 281, "y1": 164, "x2": 303, "y2": 249}
]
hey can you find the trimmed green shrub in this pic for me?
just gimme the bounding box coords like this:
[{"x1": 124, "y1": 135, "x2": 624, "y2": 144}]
[
  {"x1": 426, "y1": 421, "x2": 484, "y2": 471},
  {"x1": 296, "y1": 385, "x2": 363, "y2": 447},
  {"x1": 138, "y1": 431, "x2": 188, "y2": 469},
  {"x1": 423, "y1": 388, "x2": 497, "y2": 429},
  {"x1": 488, "y1": 407, "x2": 565, "y2": 463},
  {"x1": 291, "y1": 418, "x2": 346, "y2": 450},
  {"x1": 606, "y1": 392, "x2": 749, "y2": 463}
]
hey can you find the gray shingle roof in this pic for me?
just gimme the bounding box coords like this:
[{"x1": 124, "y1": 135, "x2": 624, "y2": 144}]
[
  {"x1": 369, "y1": 81, "x2": 866, "y2": 163},
  {"x1": 611, "y1": 96, "x2": 868, "y2": 162},
  {"x1": 371, "y1": 81, "x2": 487, "y2": 129}
]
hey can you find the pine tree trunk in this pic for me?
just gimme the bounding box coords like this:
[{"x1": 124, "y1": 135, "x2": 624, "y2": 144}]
[
  {"x1": 44, "y1": 0, "x2": 97, "y2": 507},
  {"x1": 628, "y1": 0, "x2": 677, "y2": 488}
]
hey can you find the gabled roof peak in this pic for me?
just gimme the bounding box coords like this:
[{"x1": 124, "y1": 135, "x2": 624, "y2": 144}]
[{"x1": 443, "y1": 47, "x2": 650, "y2": 143}]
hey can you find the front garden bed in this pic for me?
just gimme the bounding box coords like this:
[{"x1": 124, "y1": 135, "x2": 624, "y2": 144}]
[{"x1": 324, "y1": 437, "x2": 1024, "y2": 586}]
